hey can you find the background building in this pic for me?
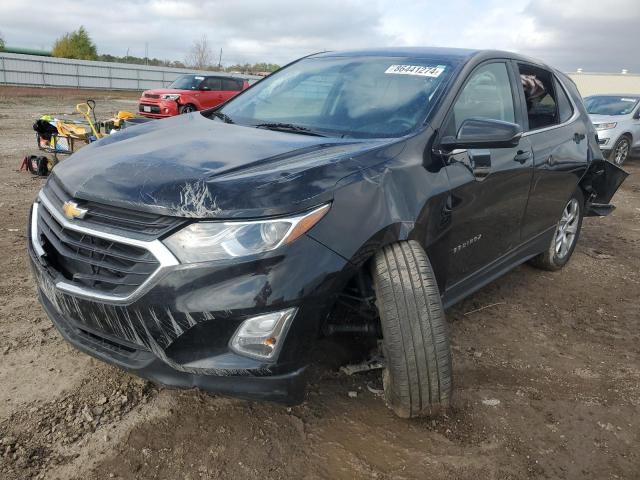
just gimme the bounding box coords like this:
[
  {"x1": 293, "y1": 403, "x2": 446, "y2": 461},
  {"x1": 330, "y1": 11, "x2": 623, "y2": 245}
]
[{"x1": 568, "y1": 72, "x2": 640, "y2": 96}]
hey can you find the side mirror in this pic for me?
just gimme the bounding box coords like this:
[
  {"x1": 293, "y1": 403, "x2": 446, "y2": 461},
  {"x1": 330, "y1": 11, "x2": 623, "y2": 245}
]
[
  {"x1": 441, "y1": 118, "x2": 523, "y2": 150},
  {"x1": 633, "y1": 109, "x2": 640, "y2": 120}
]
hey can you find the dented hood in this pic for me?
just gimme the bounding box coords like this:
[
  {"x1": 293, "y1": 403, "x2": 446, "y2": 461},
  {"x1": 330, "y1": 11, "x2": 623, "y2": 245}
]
[{"x1": 52, "y1": 113, "x2": 400, "y2": 218}]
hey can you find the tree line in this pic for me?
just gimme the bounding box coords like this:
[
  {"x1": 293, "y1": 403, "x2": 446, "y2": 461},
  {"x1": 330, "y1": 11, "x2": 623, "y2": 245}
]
[
  {"x1": 1, "y1": 27, "x2": 279, "y2": 74},
  {"x1": 54, "y1": 27, "x2": 279, "y2": 73}
]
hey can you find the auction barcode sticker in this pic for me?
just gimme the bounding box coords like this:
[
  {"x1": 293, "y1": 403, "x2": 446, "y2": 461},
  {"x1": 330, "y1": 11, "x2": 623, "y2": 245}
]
[{"x1": 385, "y1": 65, "x2": 446, "y2": 77}]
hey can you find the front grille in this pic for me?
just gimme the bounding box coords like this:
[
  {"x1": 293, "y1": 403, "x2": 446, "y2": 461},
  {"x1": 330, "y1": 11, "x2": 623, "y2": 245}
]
[
  {"x1": 77, "y1": 327, "x2": 138, "y2": 354},
  {"x1": 139, "y1": 104, "x2": 160, "y2": 113},
  {"x1": 37, "y1": 201, "x2": 160, "y2": 296},
  {"x1": 144, "y1": 93, "x2": 160, "y2": 99},
  {"x1": 44, "y1": 177, "x2": 183, "y2": 239}
]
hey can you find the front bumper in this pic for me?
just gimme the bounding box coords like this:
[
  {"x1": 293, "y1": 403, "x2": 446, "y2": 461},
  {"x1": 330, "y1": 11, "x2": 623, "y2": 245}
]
[
  {"x1": 38, "y1": 291, "x2": 307, "y2": 403},
  {"x1": 595, "y1": 126, "x2": 623, "y2": 153},
  {"x1": 597, "y1": 136, "x2": 611, "y2": 152},
  {"x1": 28, "y1": 202, "x2": 351, "y2": 404},
  {"x1": 138, "y1": 99, "x2": 179, "y2": 118}
]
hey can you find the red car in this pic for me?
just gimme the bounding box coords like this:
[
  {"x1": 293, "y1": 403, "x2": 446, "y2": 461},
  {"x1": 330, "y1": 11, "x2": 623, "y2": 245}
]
[{"x1": 138, "y1": 74, "x2": 250, "y2": 118}]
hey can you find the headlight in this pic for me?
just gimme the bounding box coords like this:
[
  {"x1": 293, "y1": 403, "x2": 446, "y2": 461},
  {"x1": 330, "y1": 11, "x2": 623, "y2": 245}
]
[
  {"x1": 594, "y1": 122, "x2": 616, "y2": 131},
  {"x1": 160, "y1": 94, "x2": 181, "y2": 100},
  {"x1": 163, "y1": 203, "x2": 330, "y2": 263}
]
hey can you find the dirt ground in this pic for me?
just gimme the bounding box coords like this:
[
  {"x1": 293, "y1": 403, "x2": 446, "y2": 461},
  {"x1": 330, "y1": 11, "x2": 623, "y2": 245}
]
[{"x1": 0, "y1": 86, "x2": 638, "y2": 480}]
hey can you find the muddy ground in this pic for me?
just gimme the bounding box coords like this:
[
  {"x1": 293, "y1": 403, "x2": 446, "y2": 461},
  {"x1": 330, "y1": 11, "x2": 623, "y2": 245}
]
[{"x1": 0, "y1": 87, "x2": 638, "y2": 480}]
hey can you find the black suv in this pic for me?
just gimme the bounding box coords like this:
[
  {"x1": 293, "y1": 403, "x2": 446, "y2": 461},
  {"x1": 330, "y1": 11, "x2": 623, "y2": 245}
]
[{"x1": 28, "y1": 48, "x2": 626, "y2": 418}]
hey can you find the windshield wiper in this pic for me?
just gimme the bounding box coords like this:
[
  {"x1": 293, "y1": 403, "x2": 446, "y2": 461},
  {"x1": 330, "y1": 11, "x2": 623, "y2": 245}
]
[
  {"x1": 211, "y1": 111, "x2": 235, "y2": 124},
  {"x1": 254, "y1": 122, "x2": 326, "y2": 137}
]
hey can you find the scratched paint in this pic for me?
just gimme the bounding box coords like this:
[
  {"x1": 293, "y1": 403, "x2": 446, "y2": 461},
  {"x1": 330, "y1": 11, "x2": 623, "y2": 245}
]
[
  {"x1": 171, "y1": 180, "x2": 222, "y2": 218},
  {"x1": 34, "y1": 264, "x2": 267, "y2": 376},
  {"x1": 50, "y1": 112, "x2": 401, "y2": 219}
]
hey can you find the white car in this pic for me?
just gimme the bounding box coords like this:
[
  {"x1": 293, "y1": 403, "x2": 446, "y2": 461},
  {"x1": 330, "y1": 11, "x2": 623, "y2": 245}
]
[{"x1": 585, "y1": 94, "x2": 640, "y2": 165}]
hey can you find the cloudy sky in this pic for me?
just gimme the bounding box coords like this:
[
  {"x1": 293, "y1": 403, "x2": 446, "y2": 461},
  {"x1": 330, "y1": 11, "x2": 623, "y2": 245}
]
[{"x1": 1, "y1": 0, "x2": 638, "y2": 72}]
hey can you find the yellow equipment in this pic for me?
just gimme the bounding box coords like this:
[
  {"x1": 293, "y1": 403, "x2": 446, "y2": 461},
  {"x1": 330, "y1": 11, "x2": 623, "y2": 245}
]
[{"x1": 75, "y1": 100, "x2": 103, "y2": 139}]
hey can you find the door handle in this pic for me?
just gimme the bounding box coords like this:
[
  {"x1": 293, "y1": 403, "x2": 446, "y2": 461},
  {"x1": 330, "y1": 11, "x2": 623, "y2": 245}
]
[
  {"x1": 547, "y1": 155, "x2": 556, "y2": 166},
  {"x1": 573, "y1": 132, "x2": 586, "y2": 143},
  {"x1": 514, "y1": 150, "x2": 531, "y2": 164}
]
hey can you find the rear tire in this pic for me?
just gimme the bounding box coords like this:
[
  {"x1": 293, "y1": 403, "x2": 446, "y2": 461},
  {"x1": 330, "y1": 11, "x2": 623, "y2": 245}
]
[
  {"x1": 372, "y1": 241, "x2": 452, "y2": 418},
  {"x1": 529, "y1": 189, "x2": 584, "y2": 271}
]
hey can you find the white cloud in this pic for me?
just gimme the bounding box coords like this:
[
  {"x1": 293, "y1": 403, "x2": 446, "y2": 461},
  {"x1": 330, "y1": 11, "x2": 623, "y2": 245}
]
[
  {"x1": 514, "y1": 0, "x2": 640, "y2": 71},
  {"x1": 0, "y1": 0, "x2": 638, "y2": 71}
]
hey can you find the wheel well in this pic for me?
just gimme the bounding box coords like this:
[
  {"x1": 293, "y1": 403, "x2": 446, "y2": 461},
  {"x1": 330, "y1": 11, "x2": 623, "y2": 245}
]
[
  {"x1": 322, "y1": 261, "x2": 380, "y2": 337},
  {"x1": 619, "y1": 132, "x2": 633, "y2": 143}
]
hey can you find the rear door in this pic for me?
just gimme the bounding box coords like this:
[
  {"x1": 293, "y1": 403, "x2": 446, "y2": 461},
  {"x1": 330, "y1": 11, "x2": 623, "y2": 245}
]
[
  {"x1": 515, "y1": 63, "x2": 589, "y2": 239},
  {"x1": 220, "y1": 78, "x2": 244, "y2": 103},
  {"x1": 439, "y1": 60, "x2": 534, "y2": 286},
  {"x1": 199, "y1": 76, "x2": 224, "y2": 108}
]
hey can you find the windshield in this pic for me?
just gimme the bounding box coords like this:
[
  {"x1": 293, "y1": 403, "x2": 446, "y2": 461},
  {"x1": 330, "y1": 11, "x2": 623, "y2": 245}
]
[
  {"x1": 218, "y1": 56, "x2": 453, "y2": 138},
  {"x1": 585, "y1": 96, "x2": 639, "y2": 116},
  {"x1": 168, "y1": 75, "x2": 204, "y2": 90}
]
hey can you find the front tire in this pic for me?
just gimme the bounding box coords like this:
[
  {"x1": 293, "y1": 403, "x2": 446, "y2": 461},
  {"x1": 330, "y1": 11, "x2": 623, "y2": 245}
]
[
  {"x1": 529, "y1": 190, "x2": 584, "y2": 271},
  {"x1": 179, "y1": 104, "x2": 197, "y2": 114},
  {"x1": 610, "y1": 135, "x2": 631, "y2": 166},
  {"x1": 372, "y1": 241, "x2": 452, "y2": 418}
]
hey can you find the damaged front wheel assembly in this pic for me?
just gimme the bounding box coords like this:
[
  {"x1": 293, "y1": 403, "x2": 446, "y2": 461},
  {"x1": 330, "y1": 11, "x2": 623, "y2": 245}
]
[{"x1": 371, "y1": 240, "x2": 452, "y2": 418}]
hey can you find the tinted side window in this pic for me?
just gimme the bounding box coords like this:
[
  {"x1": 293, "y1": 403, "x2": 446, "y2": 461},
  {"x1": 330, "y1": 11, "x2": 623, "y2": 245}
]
[
  {"x1": 448, "y1": 62, "x2": 515, "y2": 135},
  {"x1": 554, "y1": 77, "x2": 574, "y2": 123},
  {"x1": 222, "y1": 78, "x2": 243, "y2": 91},
  {"x1": 201, "y1": 77, "x2": 222, "y2": 91},
  {"x1": 518, "y1": 64, "x2": 558, "y2": 130}
]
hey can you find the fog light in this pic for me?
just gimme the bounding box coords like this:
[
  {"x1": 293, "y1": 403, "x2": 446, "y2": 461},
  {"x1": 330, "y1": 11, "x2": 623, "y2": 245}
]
[{"x1": 229, "y1": 308, "x2": 297, "y2": 360}]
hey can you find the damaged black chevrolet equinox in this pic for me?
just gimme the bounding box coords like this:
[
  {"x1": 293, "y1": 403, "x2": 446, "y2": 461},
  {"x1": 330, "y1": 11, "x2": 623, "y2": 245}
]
[{"x1": 29, "y1": 48, "x2": 627, "y2": 418}]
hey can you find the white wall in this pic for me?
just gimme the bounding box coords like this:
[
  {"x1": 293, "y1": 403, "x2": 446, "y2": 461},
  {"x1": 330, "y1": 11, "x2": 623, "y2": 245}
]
[{"x1": 567, "y1": 73, "x2": 640, "y2": 97}]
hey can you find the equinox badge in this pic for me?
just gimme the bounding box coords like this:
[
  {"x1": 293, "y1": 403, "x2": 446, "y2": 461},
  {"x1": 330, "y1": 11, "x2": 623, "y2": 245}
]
[{"x1": 62, "y1": 201, "x2": 88, "y2": 220}]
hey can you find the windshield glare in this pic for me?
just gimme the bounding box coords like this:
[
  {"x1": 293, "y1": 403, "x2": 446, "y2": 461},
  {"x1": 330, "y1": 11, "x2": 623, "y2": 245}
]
[
  {"x1": 219, "y1": 56, "x2": 452, "y2": 138},
  {"x1": 169, "y1": 75, "x2": 204, "y2": 90},
  {"x1": 585, "y1": 96, "x2": 639, "y2": 116}
]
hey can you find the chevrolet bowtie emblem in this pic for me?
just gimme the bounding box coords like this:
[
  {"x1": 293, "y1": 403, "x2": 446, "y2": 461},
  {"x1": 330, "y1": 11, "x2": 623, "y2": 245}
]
[{"x1": 62, "y1": 201, "x2": 88, "y2": 220}]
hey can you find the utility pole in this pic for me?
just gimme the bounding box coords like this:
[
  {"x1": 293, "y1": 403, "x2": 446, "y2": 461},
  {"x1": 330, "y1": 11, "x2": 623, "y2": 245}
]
[
  {"x1": 218, "y1": 48, "x2": 222, "y2": 70},
  {"x1": 145, "y1": 42, "x2": 149, "y2": 65}
]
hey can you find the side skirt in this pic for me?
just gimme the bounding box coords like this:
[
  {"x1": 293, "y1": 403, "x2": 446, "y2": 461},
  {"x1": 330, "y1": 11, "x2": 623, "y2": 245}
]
[{"x1": 441, "y1": 227, "x2": 555, "y2": 309}]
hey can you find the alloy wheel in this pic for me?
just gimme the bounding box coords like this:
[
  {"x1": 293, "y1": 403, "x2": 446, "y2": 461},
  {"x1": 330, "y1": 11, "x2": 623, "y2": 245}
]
[
  {"x1": 613, "y1": 138, "x2": 630, "y2": 165},
  {"x1": 554, "y1": 198, "x2": 580, "y2": 259}
]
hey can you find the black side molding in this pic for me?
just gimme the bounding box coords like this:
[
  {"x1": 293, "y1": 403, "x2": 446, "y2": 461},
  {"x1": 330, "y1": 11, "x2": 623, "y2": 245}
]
[
  {"x1": 585, "y1": 203, "x2": 616, "y2": 217},
  {"x1": 580, "y1": 159, "x2": 628, "y2": 205}
]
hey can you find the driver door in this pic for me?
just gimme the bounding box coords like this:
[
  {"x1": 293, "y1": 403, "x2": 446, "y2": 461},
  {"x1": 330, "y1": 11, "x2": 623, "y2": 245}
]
[{"x1": 439, "y1": 61, "x2": 534, "y2": 287}]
